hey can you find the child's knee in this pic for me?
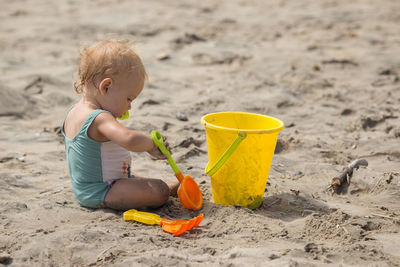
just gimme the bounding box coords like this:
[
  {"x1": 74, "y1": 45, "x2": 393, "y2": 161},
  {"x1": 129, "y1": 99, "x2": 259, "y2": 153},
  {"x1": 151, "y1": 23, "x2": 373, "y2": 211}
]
[
  {"x1": 152, "y1": 180, "x2": 169, "y2": 208},
  {"x1": 156, "y1": 180, "x2": 170, "y2": 204}
]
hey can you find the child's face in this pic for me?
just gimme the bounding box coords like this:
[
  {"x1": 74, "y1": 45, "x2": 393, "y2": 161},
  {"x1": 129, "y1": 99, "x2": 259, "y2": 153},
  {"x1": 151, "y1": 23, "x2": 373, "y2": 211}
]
[{"x1": 99, "y1": 73, "x2": 143, "y2": 118}]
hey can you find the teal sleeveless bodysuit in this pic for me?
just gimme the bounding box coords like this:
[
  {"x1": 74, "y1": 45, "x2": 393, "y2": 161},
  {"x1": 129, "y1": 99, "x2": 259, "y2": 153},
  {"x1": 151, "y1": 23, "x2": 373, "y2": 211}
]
[{"x1": 62, "y1": 109, "x2": 131, "y2": 208}]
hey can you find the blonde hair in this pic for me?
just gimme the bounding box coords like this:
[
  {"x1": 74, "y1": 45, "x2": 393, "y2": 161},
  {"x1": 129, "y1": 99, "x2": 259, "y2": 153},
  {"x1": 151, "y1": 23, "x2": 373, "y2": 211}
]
[{"x1": 74, "y1": 39, "x2": 147, "y2": 94}]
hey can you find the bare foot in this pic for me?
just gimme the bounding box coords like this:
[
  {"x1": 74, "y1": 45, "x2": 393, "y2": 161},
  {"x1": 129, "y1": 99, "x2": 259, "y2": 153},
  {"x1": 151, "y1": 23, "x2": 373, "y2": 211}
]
[{"x1": 166, "y1": 180, "x2": 180, "y2": 197}]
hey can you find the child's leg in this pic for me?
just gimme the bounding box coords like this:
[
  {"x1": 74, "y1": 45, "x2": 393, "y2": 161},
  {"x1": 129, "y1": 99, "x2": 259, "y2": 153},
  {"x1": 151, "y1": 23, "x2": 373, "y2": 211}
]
[
  {"x1": 166, "y1": 180, "x2": 179, "y2": 197},
  {"x1": 104, "y1": 177, "x2": 170, "y2": 211},
  {"x1": 130, "y1": 172, "x2": 179, "y2": 197}
]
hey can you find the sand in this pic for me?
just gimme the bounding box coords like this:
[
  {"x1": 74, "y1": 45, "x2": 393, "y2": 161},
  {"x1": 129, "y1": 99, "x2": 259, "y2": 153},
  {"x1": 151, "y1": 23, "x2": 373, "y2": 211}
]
[{"x1": 1, "y1": 0, "x2": 400, "y2": 266}]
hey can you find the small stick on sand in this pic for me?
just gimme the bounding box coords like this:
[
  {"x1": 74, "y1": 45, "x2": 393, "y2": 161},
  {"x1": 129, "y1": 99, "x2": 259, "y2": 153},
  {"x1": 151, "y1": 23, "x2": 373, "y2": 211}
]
[
  {"x1": 371, "y1": 213, "x2": 400, "y2": 223},
  {"x1": 369, "y1": 175, "x2": 385, "y2": 193},
  {"x1": 290, "y1": 189, "x2": 300, "y2": 196},
  {"x1": 329, "y1": 159, "x2": 368, "y2": 194}
]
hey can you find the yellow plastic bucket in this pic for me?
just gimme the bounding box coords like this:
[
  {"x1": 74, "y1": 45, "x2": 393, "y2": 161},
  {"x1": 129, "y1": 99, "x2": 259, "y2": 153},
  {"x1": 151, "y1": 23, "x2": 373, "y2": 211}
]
[{"x1": 201, "y1": 112, "x2": 284, "y2": 209}]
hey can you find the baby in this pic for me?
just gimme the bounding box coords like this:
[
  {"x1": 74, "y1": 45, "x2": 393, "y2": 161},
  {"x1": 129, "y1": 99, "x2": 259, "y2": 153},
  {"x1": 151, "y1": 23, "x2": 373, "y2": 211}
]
[{"x1": 62, "y1": 39, "x2": 179, "y2": 210}]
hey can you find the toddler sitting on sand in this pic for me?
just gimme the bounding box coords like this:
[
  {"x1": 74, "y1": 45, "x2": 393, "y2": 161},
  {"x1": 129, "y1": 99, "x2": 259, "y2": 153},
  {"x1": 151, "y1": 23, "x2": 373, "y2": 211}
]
[{"x1": 62, "y1": 39, "x2": 179, "y2": 210}]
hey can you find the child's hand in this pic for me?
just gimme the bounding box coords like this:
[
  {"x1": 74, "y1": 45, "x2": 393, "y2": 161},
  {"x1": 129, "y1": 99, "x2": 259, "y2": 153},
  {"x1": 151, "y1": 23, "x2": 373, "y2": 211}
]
[{"x1": 147, "y1": 136, "x2": 171, "y2": 160}]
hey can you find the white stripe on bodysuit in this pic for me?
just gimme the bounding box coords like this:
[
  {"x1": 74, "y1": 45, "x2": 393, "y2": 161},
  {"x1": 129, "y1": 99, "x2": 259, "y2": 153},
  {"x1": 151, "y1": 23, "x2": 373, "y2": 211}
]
[{"x1": 100, "y1": 141, "x2": 131, "y2": 182}]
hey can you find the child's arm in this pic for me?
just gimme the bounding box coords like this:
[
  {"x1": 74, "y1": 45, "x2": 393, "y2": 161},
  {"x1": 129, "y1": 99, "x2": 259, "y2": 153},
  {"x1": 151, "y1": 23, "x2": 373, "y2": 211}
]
[{"x1": 92, "y1": 112, "x2": 167, "y2": 159}]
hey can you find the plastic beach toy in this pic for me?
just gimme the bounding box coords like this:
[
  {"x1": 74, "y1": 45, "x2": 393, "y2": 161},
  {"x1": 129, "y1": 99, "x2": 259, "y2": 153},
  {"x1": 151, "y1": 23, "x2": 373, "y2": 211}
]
[
  {"x1": 151, "y1": 131, "x2": 203, "y2": 211},
  {"x1": 123, "y1": 209, "x2": 203, "y2": 236},
  {"x1": 201, "y1": 112, "x2": 284, "y2": 209},
  {"x1": 117, "y1": 110, "x2": 130, "y2": 120}
]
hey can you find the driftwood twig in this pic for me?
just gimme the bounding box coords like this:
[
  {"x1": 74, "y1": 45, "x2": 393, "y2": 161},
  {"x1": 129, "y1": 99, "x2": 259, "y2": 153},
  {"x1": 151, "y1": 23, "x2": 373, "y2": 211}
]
[
  {"x1": 371, "y1": 213, "x2": 400, "y2": 223},
  {"x1": 290, "y1": 189, "x2": 300, "y2": 196},
  {"x1": 329, "y1": 159, "x2": 368, "y2": 194}
]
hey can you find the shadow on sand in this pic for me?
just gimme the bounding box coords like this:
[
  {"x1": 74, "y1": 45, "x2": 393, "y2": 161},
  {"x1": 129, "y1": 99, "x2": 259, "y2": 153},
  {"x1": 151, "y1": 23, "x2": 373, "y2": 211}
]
[{"x1": 254, "y1": 193, "x2": 334, "y2": 222}]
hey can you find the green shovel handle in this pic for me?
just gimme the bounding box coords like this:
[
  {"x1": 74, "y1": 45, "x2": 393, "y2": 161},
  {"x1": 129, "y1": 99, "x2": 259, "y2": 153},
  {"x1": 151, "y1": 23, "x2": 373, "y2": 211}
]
[
  {"x1": 151, "y1": 131, "x2": 181, "y2": 175},
  {"x1": 205, "y1": 131, "x2": 247, "y2": 176}
]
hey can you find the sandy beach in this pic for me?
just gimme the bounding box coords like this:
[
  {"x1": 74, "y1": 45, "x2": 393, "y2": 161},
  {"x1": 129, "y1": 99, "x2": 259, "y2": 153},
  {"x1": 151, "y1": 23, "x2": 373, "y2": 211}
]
[{"x1": 1, "y1": 0, "x2": 400, "y2": 266}]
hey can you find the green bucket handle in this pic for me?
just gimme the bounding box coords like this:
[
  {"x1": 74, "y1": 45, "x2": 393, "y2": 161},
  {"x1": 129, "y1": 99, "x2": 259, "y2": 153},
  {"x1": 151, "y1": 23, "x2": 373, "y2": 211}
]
[{"x1": 205, "y1": 131, "x2": 247, "y2": 176}]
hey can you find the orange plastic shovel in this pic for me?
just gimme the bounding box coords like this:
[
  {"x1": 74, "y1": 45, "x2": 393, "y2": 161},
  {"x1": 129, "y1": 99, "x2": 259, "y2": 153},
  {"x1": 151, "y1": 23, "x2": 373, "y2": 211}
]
[
  {"x1": 151, "y1": 131, "x2": 203, "y2": 211},
  {"x1": 123, "y1": 209, "x2": 203, "y2": 236}
]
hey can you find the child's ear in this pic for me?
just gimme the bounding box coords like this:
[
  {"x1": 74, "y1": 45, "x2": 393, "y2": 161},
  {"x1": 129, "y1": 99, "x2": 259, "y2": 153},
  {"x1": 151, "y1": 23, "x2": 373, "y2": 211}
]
[{"x1": 99, "y1": 78, "x2": 113, "y2": 96}]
